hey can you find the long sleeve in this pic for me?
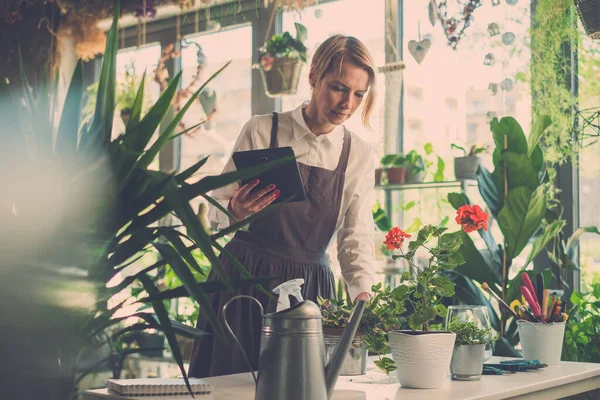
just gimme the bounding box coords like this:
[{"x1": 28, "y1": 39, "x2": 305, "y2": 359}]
[
  {"x1": 336, "y1": 150, "x2": 376, "y2": 301},
  {"x1": 207, "y1": 117, "x2": 257, "y2": 230}
]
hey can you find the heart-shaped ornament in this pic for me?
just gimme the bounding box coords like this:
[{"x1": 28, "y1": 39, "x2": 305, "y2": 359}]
[{"x1": 408, "y1": 39, "x2": 431, "y2": 64}]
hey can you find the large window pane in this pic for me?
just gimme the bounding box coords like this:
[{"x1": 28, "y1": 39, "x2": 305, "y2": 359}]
[
  {"x1": 180, "y1": 24, "x2": 253, "y2": 176},
  {"x1": 282, "y1": 0, "x2": 386, "y2": 152}
]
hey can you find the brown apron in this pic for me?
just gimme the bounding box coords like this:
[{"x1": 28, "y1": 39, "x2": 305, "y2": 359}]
[{"x1": 189, "y1": 112, "x2": 352, "y2": 377}]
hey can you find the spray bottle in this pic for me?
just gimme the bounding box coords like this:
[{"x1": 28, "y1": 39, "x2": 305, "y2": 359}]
[{"x1": 272, "y1": 279, "x2": 305, "y2": 312}]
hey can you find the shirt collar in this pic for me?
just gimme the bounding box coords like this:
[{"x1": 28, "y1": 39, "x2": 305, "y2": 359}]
[{"x1": 291, "y1": 102, "x2": 345, "y2": 149}]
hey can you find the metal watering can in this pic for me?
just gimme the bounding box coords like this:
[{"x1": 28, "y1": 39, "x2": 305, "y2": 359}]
[{"x1": 223, "y1": 295, "x2": 366, "y2": 400}]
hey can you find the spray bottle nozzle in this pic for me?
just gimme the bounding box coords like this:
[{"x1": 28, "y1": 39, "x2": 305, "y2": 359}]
[{"x1": 273, "y1": 278, "x2": 305, "y2": 312}]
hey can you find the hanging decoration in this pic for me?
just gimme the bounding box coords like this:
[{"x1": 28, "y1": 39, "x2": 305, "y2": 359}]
[
  {"x1": 407, "y1": 22, "x2": 431, "y2": 64},
  {"x1": 491, "y1": 0, "x2": 501, "y2": 5},
  {"x1": 428, "y1": 0, "x2": 438, "y2": 26},
  {"x1": 500, "y1": 78, "x2": 514, "y2": 91},
  {"x1": 488, "y1": 83, "x2": 498, "y2": 96},
  {"x1": 573, "y1": 106, "x2": 600, "y2": 147},
  {"x1": 264, "y1": 0, "x2": 318, "y2": 10},
  {"x1": 483, "y1": 53, "x2": 495, "y2": 66},
  {"x1": 487, "y1": 22, "x2": 500, "y2": 36},
  {"x1": 431, "y1": 0, "x2": 483, "y2": 49},
  {"x1": 501, "y1": 31, "x2": 516, "y2": 45}
]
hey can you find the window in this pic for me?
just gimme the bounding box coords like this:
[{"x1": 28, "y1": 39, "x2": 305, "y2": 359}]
[
  {"x1": 179, "y1": 24, "x2": 253, "y2": 177},
  {"x1": 282, "y1": 0, "x2": 386, "y2": 152}
]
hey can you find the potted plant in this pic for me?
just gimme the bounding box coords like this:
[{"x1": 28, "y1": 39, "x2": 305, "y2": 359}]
[
  {"x1": 117, "y1": 62, "x2": 144, "y2": 125},
  {"x1": 402, "y1": 149, "x2": 426, "y2": 183},
  {"x1": 254, "y1": 22, "x2": 307, "y2": 97},
  {"x1": 318, "y1": 282, "x2": 405, "y2": 376},
  {"x1": 383, "y1": 204, "x2": 489, "y2": 389},
  {"x1": 447, "y1": 319, "x2": 496, "y2": 381},
  {"x1": 377, "y1": 154, "x2": 407, "y2": 185},
  {"x1": 451, "y1": 143, "x2": 487, "y2": 180}
]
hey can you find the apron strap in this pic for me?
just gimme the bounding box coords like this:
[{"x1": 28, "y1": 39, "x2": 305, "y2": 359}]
[
  {"x1": 335, "y1": 128, "x2": 352, "y2": 173},
  {"x1": 269, "y1": 112, "x2": 279, "y2": 149}
]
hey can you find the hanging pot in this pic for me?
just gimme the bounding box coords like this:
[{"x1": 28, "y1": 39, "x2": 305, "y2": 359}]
[
  {"x1": 388, "y1": 330, "x2": 456, "y2": 389},
  {"x1": 260, "y1": 57, "x2": 303, "y2": 98},
  {"x1": 574, "y1": 0, "x2": 600, "y2": 39}
]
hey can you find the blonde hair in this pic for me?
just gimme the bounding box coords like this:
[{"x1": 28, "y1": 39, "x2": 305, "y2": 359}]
[{"x1": 310, "y1": 34, "x2": 377, "y2": 129}]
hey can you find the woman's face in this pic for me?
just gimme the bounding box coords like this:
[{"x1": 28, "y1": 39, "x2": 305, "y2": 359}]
[{"x1": 309, "y1": 62, "x2": 370, "y2": 128}]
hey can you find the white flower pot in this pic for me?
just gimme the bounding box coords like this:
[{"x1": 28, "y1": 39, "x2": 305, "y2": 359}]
[
  {"x1": 388, "y1": 330, "x2": 456, "y2": 389},
  {"x1": 450, "y1": 343, "x2": 485, "y2": 381},
  {"x1": 517, "y1": 320, "x2": 565, "y2": 366}
]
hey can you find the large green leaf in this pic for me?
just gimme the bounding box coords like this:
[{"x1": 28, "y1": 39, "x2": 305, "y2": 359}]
[
  {"x1": 447, "y1": 192, "x2": 468, "y2": 209},
  {"x1": 136, "y1": 62, "x2": 231, "y2": 170},
  {"x1": 476, "y1": 165, "x2": 501, "y2": 217},
  {"x1": 56, "y1": 60, "x2": 84, "y2": 156},
  {"x1": 492, "y1": 152, "x2": 540, "y2": 197},
  {"x1": 126, "y1": 71, "x2": 147, "y2": 133},
  {"x1": 525, "y1": 219, "x2": 566, "y2": 267},
  {"x1": 161, "y1": 230, "x2": 207, "y2": 277},
  {"x1": 138, "y1": 274, "x2": 192, "y2": 394},
  {"x1": 85, "y1": 1, "x2": 119, "y2": 148},
  {"x1": 490, "y1": 117, "x2": 528, "y2": 162},
  {"x1": 527, "y1": 115, "x2": 551, "y2": 158},
  {"x1": 497, "y1": 185, "x2": 546, "y2": 262},
  {"x1": 451, "y1": 230, "x2": 502, "y2": 288}
]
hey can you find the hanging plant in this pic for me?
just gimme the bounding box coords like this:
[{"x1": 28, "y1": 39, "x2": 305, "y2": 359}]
[
  {"x1": 253, "y1": 19, "x2": 307, "y2": 98},
  {"x1": 530, "y1": 0, "x2": 579, "y2": 167}
]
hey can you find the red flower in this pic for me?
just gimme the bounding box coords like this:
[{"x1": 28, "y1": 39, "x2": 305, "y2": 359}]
[
  {"x1": 455, "y1": 205, "x2": 488, "y2": 233},
  {"x1": 384, "y1": 227, "x2": 411, "y2": 250}
]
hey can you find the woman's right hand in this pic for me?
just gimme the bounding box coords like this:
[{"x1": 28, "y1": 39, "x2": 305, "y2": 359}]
[{"x1": 228, "y1": 179, "x2": 280, "y2": 220}]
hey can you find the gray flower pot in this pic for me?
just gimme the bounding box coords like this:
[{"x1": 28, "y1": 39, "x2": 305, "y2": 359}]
[
  {"x1": 450, "y1": 343, "x2": 485, "y2": 381},
  {"x1": 405, "y1": 168, "x2": 425, "y2": 183},
  {"x1": 324, "y1": 333, "x2": 367, "y2": 376},
  {"x1": 454, "y1": 156, "x2": 480, "y2": 180}
]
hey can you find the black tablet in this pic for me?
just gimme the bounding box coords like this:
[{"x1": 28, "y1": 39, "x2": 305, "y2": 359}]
[{"x1": 232, "y1": 146, "x2": 307, "y2": 204}]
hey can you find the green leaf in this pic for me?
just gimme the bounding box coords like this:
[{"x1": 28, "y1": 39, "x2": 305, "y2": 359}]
[
  {"x1": 409, "y1": 306, "x2": 437, "y2": 330},
  {"x1": 490, "y1": 117, "x2": 528, "y2": 157},
  {"x1": 85, "y1": 2, "x2": 119, "y2": 148},
  {"x1": 424, "y1": 142, "x2": 433, "y2": 155},
  {"x1": 126, "y1": 71, "x2": 147, "y2": 132},
  {"x1": 434, "y1": 156, "x2": 445, "y2": 182},
  {"x1": 137, "y1": 62, "x2": 230, "y2": 169},
  {"x1": 447, "y1": 192, "x2": 468, "y2": 209},
  {"x1": 593, "y1": 284, "x2": 600, "y2": 300},
  {"x1": 294, "y1": 22, "x2": 308, "y2": 42},
  {"x1": 492, "y1": 152, "x2": 540, "y2": 196},
  {"x1": 405, "y1": 218, "x2": 422, "y2": 233},
  {"x1": 566, "y1": 226, "x2": 600, "y2": 262},
  {"x1": 530, "y1": 145, "x2": 544, "y2": 171},
  {"x1": 527, "y1": 115, "x2": 551, "y2": 158},
  {"x1": 153, "y1": 242, "x2": 224, "y2": 338},
  {"x1": 452, "y1": 230, "x2": 502, "y2": 287},
  {"x1": 571, "y1": 291, "x2": 584, "y2": 306},
  {"x1": 432, "y1": 276, "x2": 455, "y2": 297},
  {"x1": 56, "y1": 60, "x2": 83, "y2": 156},
  {"x1": 137, "y1": 274, "x2": 192, "y2": 396},
  {"x1": 476, "y1": 165, "x2": 501, "y2": 217},
  {"x1": 392, "y1": 284, "x2": 409, "y2": 299},
  {"x1": 175, "y1": 156, "x2": 209, "y2": 183},
  {"x1": 435, "y1": 303, "x2": 447, "y2": 317},
  {"x1": 372, "y1": 202, "x2": 392, "y2": 232},
  {"x1": 497, "y1": 185, "x2": 546, "y2": 261},
  {"x1": 525, "y1": 219, "x2": 566, "y2": 267},
  {"x1": 161, "y1": 231, "x2": 207, "y2": 277}
]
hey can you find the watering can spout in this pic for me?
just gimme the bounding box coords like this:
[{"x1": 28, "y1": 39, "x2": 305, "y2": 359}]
[{"x1": 324, "y1": 300, "x2": 366, "y2": 398}]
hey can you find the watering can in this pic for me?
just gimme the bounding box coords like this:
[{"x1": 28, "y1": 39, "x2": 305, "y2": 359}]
[{"x1": 223, "y1": 295, "x2": 366, "y2": 400}]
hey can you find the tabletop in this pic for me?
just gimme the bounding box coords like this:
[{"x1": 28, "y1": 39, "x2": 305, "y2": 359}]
[{"x1": 85, "y1": 356, "x2": 600, "y2": 400}]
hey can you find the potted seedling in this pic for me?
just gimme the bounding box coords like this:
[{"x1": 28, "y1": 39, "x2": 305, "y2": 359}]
[
  {"x1": 447, "y1": 319, "x2": 496, "y2": 381},
  {"x1": 319, "y1": 282, "x2": 404, "y2": 376},
  {"x1": 383, "y1": 204, "x2": 489, "y2": 389},
  {"x1": 451, "y1": 143, "x2": 487, "y2": 180}
]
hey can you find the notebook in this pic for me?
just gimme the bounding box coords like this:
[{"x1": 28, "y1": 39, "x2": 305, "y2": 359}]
[{"x1": 107, "y1": 378, "x2": 212, "y2": 397}]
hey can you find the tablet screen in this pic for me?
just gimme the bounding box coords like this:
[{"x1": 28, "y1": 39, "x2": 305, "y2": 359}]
[{"x1": 232, "y1": 147, "x2": 307, "y2": 204}]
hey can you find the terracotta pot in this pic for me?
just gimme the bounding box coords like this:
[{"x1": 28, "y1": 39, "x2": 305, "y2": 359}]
[{"x1": 386, "y1": 167, "x2": 407, "y2": 184}]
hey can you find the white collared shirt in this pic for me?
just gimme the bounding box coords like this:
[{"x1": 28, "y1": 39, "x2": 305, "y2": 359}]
[{"x1": 208, "y1": 103, "x2": 376, "y2": 300}]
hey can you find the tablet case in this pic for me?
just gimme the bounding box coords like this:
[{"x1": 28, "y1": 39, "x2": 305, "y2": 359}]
[{"x1": 232, "y1": 147, "x2": 307, "y2": 204}]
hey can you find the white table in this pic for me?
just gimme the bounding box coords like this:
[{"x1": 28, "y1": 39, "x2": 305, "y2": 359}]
[{"x1": 85, "y1": 356, "x2": 600, "y2": 400}]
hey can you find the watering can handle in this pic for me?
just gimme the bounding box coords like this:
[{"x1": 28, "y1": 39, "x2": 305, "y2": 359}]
[{"x1": 222, "y1": 295, "x2": 264, "y2": 386}]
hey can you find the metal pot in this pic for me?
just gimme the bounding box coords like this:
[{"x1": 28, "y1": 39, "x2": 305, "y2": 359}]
[
  {"x1": 450, "y1": 343, "x2": 485, "y2": 381},
  {"x1": 324, "y1": 333, "x2": 367, "y2": 376},
  {"x1": 454, "y1": 156, "x2": 480, "y2": 180}
]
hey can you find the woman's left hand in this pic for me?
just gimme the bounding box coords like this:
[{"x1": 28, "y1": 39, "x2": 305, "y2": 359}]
[{"x1": 354, "y1": 292, "x2": 371, "y2": 302}]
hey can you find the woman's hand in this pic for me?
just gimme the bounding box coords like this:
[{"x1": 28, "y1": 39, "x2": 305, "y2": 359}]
[
  {"x1": 354, "y1": 292, "x2": 371, "y2": 302},
  {"x1": 228, "y1": 179, "x2": 280, "y2": 220}
]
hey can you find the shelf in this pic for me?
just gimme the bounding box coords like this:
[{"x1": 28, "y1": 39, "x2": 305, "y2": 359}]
[{"x1": 375, "y1": 180, "x2": 478, "y2": 191}]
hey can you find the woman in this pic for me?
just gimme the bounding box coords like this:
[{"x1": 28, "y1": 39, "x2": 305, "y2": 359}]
[{"x1": 189, "y1": 34, "x2": 377, "y2": 378}]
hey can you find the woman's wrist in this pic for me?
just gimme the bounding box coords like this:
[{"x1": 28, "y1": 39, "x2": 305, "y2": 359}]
[{"x1": 227, "y1": 200, "x2": 245, "y2": 220}]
